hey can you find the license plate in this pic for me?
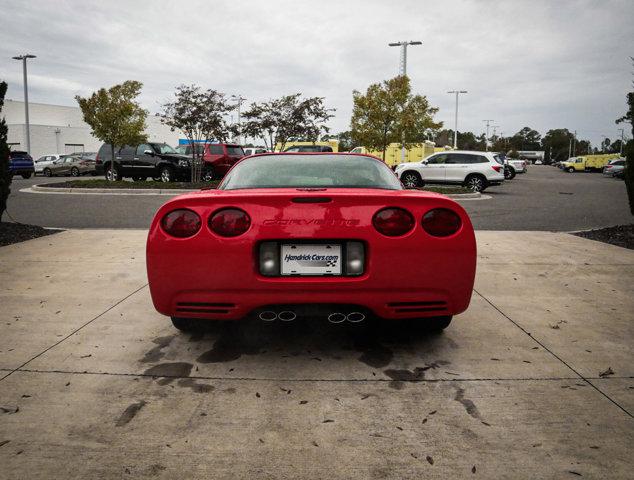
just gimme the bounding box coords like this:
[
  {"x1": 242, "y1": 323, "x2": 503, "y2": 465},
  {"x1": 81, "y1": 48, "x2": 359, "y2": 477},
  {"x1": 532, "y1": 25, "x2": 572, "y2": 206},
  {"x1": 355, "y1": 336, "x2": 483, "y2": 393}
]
[{"x1": 280, "y1": 244, "x2": 342, "y2": 276}]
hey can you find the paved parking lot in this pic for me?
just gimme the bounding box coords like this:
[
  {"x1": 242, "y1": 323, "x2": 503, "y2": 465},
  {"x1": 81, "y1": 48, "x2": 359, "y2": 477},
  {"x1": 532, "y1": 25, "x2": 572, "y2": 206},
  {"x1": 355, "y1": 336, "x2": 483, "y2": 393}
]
[
  {"x1": 1, "y1": 229, "x2": 632, "y2": 478},
  {"x1": 5, "y1": 166, "x2": 632, "y2": 231}
]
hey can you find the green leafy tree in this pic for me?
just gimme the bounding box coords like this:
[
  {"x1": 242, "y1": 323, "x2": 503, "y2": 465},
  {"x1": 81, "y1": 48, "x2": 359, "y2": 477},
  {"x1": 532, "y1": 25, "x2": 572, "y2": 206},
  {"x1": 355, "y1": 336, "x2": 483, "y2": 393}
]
[
  {"x1": 541, "y1": 129, "x2": 574, "y2": 163},
  {"x1": 0, "y1": 81, "x2": 11, "y2": 221},
  {"x1": 321, "y1": 131, "x2": 354, "y2": 151},
  {"x1": 75, "y1": 81, "x2": 148, "y2": 181},
  {"x1": 508, "y1": 149, "x2": 520, "y2": 159},
  {"x1": 616, "y1": 90, "x2": 634, "y2": 215},
  {"x1": 434, "y1": 129, "x2": 485, "y2": 150},
  {"x1": 350, "y1": 76, "x2": 441, "y2": 160},
  {"x1": 508, "y1": 127, "x2": 541, "y2": 151},
  {"x1": 242, "y1": 94, "x2": 334, "y2": 151},
  {"x1": 160, "y1": 84, "x2": 235, "y2": 182}
]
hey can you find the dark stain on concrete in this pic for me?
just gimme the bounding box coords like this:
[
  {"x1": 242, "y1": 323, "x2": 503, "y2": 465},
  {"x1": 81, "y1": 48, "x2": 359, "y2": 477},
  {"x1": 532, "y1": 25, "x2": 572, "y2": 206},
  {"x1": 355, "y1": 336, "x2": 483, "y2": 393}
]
[
  {"x1": 177, "y1": 378, "x2": 214, "y2": 393},
  {"x1": 144, "y1": 362, "x2": 193, "y2": 385},
  {"x1": 115, "y1": 400, "x2": 147, "y2": 427},
  {"x1": 454, "y1": 387, "x2": 481, "y2": 420},
  {"x1": 356, "y1": 338, "x2": 393, "y2": 369},
  {"x1": 384, "y1": 361, "x2": 450, "y2": 389},
  {"x1": 197, "y1": 325, "x2": 261, "y2": 363},
  {"x1": 140, "y1": 335, "x2": 176, "y2": 363}
]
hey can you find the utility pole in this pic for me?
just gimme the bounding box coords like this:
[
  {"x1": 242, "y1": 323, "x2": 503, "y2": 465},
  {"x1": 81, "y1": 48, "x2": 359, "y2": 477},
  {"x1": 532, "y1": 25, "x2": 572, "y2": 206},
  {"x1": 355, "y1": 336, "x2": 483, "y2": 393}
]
[
  {"x1": 12, "y1": 54, "x2": 36, "y2": 154},
  {"x1": 618, "y1": 128, "x2": 624, "y2": 156},
  {"x1": 389, "y1": 41, "x2": 422, "y2": 163},
  {"x1": 572, "y1": 130, "x2": 577, "y2": 157},
  {"x1": 568, "y1": 137, "x2": 572, "y2": 159},
  {"x1": 230, "y1": 95, "x2": 246, "y2": 145},
  {"x1": 447, "y1": 91, "x2": 467, "y2": 149},
  {"x1": 483, "y1": 119, "x2": 494, "y2": 151}
]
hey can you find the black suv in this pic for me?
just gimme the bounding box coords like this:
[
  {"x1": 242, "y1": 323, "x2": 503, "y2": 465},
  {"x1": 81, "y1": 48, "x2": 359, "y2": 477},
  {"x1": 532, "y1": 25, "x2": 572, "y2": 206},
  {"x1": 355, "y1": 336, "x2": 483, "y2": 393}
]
[{"x1": 96, "y1": 143, "x2": 191, "y2": 182}]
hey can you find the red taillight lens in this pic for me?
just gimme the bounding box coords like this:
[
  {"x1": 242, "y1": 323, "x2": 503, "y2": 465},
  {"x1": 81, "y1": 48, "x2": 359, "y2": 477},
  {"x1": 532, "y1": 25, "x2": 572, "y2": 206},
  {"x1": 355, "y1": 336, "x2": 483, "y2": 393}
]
[
  {"x1": 372, "y1": 207, "x2": 415, "y2": 237},
  {"x1": 209, "y1": 208, "x2": 251, "y2": 237},
  {"x1": 161, "y1": 209, "x2": 201, "y2": 238},
  {"x1": 95, "y1": 153, "x2": 101, "y2": 165},
  {"x1": 421, "y1": 208, "x2": 462, "y2": 237},
  {"x1": 492, "y1": 165, "x2": 502, "y2": 172}
]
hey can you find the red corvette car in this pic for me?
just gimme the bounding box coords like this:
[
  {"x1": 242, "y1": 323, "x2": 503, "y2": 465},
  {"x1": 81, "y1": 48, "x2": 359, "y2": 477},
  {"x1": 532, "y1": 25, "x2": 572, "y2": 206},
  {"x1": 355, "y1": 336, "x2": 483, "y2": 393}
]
[{"x1": 147, "y1": 153, "x2": 476, "y2": 332}]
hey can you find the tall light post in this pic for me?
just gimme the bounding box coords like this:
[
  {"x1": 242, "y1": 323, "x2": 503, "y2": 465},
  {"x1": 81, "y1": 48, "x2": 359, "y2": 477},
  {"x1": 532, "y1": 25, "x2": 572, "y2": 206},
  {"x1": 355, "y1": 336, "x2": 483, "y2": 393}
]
[
  {"x1": 447, "y1": 90, "x2": 467, "y2": 149},
  {"x1": 618, "y1": 128, "x2": 624, "y2": 155},
  {"x1": 483, "y1": 119, "x2": 494, "y2": 151},
  {"x1": 389, "y1": 41, "x2": 422, "y2": 163},
  {"x1": 12, "y1": 54, "x2": 36, "y2": 155},
  {"x1": 230, "y1": 94, "x2": 246, "y2": 145},
  {"x1": 388, "y1": 40, "x2": 422, "y2": 77}
]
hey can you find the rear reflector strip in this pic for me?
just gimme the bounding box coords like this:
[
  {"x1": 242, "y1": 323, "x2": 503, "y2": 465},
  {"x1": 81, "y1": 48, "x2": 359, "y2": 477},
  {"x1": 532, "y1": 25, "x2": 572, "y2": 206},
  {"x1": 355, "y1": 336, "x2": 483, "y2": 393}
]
[
  {"x1": 291, "y1": 197, "x2": 332, "y2": 203},
  {"x1": 175, "y1": 302, "x2": 236, "y2": 314}
]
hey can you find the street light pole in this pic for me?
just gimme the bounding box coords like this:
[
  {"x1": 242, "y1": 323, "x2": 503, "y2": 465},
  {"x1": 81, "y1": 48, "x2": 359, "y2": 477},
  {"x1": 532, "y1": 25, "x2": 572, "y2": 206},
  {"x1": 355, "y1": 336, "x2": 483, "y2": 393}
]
[
  {"x1": 230, "y1": 95, "x2": 246, "y2": 145},
  {"x1": 447, "y1": 91, "x2": 467, "y2": 149},
  {"x1": 482, "y1": 119, "x2": 494, "y2": 151},
  {"x1": 12, "y1": 54, "x2": 36, "y2": 155},
  {"x1": 389, "y1": 41, "x2": 422, "y2": 163},
  {"x1": 388, "y1": 40, "x2": 422, "y2": 77}
]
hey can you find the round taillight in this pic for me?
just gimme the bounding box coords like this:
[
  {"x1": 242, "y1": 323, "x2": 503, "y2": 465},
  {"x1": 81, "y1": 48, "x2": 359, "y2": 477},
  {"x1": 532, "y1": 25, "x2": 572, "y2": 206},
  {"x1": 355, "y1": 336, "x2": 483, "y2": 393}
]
[
  {"x1": 209, "y1": 208, "x2": 251, "y2": 237},
  {"x1": 421, "y1": 208, "x2": 462, "y2": 237},
  {"x1": 372, "y1": 207, "x2": 415, "y2": 237},
  {"x1": 161, "y1": 209, "x2": 201, "y2": 238}
]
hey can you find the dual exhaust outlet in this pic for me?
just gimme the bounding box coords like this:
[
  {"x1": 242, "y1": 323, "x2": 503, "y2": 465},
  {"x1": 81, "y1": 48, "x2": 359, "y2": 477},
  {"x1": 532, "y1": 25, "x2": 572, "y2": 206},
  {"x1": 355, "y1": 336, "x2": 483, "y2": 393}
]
[{"x1": 258, "y1": 310, "x2": 366, "y2": 323}]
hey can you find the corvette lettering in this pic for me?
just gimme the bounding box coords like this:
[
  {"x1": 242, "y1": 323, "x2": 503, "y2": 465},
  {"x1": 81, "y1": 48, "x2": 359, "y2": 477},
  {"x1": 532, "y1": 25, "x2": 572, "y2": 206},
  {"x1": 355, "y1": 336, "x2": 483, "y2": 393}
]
[{"x1": 263, "y1": 219, "x2": 360, "y2": 226}]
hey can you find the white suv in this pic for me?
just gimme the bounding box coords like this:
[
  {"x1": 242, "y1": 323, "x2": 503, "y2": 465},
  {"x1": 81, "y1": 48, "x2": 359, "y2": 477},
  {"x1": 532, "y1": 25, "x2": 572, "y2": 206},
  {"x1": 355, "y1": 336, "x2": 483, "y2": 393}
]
[{"x1": 395, "y1": 150, "x2": 506, "y2": 192}]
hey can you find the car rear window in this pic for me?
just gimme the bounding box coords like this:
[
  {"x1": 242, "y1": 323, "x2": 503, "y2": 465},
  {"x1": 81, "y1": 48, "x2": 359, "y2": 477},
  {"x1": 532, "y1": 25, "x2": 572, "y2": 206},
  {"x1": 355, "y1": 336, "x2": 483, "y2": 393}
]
[
  {"x1": 220, "y1": 154, "x2": 402, "y2": 190},
  {"x1": 226, "y1": 146, "x2": 244, "y2": 156}
]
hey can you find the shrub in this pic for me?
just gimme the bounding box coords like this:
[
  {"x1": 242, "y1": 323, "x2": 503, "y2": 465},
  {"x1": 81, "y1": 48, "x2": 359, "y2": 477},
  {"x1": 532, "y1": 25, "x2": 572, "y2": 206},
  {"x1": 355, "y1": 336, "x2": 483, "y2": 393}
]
[{"x1": 0, "y1": 81, "x2": 11, "y2": 221}]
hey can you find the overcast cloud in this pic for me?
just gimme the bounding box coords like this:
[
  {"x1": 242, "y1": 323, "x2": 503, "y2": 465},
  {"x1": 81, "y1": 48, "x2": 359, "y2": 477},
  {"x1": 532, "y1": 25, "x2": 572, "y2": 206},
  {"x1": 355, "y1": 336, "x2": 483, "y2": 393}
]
[{"x1": 0, "y1": 0, "x2": 632, "y2": 146}]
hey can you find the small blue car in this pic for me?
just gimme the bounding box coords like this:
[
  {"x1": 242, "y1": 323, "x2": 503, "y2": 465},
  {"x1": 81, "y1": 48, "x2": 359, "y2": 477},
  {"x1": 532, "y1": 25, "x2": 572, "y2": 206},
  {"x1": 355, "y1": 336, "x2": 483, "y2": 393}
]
[{"x1": 9, "y1": 150, "x2": 35, "y2": 179}]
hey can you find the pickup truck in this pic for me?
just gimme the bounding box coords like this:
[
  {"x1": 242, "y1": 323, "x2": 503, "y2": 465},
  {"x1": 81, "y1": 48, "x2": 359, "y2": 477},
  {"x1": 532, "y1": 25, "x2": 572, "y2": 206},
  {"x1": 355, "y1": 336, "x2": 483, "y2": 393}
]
[{"x1": 561, "y1": 154, "x2": 620, "y2": 173}]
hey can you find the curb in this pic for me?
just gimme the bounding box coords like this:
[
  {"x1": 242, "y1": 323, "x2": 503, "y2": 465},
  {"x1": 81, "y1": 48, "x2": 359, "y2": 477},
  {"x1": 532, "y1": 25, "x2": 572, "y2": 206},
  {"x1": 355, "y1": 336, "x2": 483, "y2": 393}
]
[
  {"x1": 28, "y1": 184, "x2": 198, "y2": 195},
  {"x1": 445, "y1": 192, "x2": 481, "y2": 199}
]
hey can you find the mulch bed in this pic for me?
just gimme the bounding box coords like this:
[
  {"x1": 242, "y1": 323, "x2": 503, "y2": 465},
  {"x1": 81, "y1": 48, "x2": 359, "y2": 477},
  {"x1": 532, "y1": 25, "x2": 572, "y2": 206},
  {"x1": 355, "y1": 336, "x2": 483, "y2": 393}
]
[
  {"x1": 573, "y1": 224, "x2": 634, "y2": 250},
  {"x1": 0, "y1": 222, "x2": 60, "y2": 247}
]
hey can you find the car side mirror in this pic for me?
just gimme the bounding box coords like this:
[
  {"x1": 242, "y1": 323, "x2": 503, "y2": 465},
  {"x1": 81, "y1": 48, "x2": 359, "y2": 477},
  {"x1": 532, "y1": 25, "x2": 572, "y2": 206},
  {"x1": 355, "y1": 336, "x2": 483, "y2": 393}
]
[
  {"x1": 144, "y1": 149, "x2": 153, "y2": 156},
  {"x1": 421, "y1": 159, "x2": 428, "y2": 165}
]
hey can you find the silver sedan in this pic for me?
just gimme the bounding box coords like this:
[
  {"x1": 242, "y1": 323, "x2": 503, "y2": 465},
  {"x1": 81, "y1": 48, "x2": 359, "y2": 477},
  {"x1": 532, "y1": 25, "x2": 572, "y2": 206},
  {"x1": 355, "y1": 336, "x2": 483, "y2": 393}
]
[{"x1": 41, "y1": 155, "x2": 94, "y2": 177}]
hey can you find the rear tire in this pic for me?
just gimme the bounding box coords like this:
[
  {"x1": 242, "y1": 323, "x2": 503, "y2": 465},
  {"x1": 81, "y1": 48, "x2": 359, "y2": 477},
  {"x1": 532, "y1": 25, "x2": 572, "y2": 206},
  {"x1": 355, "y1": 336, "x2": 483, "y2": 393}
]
[
  {"x1": 159, "y1": 166, "x2": 174, "y2": 183},
  {"x1": 401, "y1": 171, "x2": 423, "y2": 188},
  {"x1": 202, "y1": 167, "x2": 214, "y2": 182},
  {"x1": 21, "y1": 172, "x2": 32, "y2": 179},
  {"x1": 71, "y1": 167, "x2": 79, "y2": 177},
  {"x1": 464, "y1": 174, "x2": 487, "y2": 192},
  {"x1": 567, "y1": 166, "x2": 575, "y2": 173},
  {"x1": 504, "y1": 166, "x2": 516, "y2": 180},
  {"x1": 171, "y1": 317, "x2": 199, "y2": 332},
  {"x1": 44, "y1": 168, "x2": 52, "y2": 177},
  {"x1": 427, "y1": 316, "x2": 452, "y2": 331},
  {"x1": 105, "y1": 164, "x2": 122, "y2": 181}
]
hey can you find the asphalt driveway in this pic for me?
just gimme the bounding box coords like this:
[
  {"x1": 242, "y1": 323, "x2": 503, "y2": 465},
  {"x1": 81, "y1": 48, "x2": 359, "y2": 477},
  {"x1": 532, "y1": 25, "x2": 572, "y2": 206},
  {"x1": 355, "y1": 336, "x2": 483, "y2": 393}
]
[
  {"x1": 5, "y1": 166, "x2": 632, "y2": 231},
  {"x1": 0, "y1": 229, "x2": 632, "y2": 478}
]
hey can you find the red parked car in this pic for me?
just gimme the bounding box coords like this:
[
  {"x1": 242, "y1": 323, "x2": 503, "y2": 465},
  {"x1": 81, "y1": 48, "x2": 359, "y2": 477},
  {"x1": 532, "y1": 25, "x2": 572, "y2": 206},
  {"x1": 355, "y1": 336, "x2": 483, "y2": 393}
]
[
  {"x1": 146, "y1": 153, "x2": 477, "y2": 332},
  {"x1": 175, "y1": 143, "x2": 245, "y2": 181}
]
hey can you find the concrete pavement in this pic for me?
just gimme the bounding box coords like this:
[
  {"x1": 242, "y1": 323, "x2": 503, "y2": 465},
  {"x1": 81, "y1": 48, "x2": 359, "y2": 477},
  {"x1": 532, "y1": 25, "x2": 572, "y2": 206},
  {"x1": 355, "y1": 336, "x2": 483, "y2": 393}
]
[{"x1": 0, "y1": 230, "x2": 632, "y2": 479}]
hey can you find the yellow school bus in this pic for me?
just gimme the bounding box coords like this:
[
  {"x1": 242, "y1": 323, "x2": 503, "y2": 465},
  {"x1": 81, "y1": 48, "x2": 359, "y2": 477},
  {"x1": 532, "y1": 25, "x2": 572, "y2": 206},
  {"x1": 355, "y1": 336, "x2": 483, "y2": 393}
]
[
  {"x1": 275, "y1": 140, "x2": 339, "y2": 152},
  {"x1": 350, "y1": 142, "x2": 437, "y2": 167}
]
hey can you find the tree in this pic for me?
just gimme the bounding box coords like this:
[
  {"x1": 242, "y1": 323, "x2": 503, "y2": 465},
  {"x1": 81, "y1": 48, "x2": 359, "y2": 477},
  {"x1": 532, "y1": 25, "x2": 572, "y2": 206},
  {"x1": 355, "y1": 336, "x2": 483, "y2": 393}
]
[
  {"x1": 541, "y1": 129, "x2": 574, "y2": 163},
  {"x1": 76, "y1": 81, "x2": 148, "y2": 181},
  {"x1": 321, "y1": 131, "x2": 354, "y2": 152},
  {"x1": 160, "y1": 84, "x2": 235, "y2": 182},
  {"x1": 508, "y1": 127, "x2": 541, "y2": 151},
  {"x1": 616, "y1": 90, "x2": 634, "y2": 215},
  {"x1": 242, "y1": 94, "x2": 333, "y2": 152},
  {"x1": 508, "y1": 149, "x2": 520, "y2": 159},
  {"x1": 350, "y1": 76, "x2": 441, "y2": 160},
  {"x1": 0, "y1": 81, "x2": 11, "y2": 221}
]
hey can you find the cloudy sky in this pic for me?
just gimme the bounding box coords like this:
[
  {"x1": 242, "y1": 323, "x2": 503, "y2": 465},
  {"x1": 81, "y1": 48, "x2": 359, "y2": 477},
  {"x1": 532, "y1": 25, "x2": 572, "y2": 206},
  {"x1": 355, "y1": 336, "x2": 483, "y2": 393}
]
[{"x1": 1, "y1": 0, "x2": 632, "y2": 146}]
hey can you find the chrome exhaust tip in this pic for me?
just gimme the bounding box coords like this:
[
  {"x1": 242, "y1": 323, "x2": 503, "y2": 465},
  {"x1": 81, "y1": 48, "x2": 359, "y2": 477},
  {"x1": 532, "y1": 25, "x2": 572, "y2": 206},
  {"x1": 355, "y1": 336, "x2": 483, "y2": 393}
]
[
  {"x1": 259, "y1": 311, "x2": 277, "y2": 322},
  {"x1": 346, "y1": 312, "x2": 365, "y2": 323},
  {"x1": 278, "y1": 311, "x2": 297, "y2": 322},
  {"x1": 328, "y1": 312, "x2": 346, "y2": 324}
]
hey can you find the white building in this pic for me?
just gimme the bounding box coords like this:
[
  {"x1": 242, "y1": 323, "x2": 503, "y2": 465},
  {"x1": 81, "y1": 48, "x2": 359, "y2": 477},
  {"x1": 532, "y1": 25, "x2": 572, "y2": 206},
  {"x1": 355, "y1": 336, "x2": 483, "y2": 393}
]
[{"x1": 3, "y1": 99, "x2": 179, "y2": 159}]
